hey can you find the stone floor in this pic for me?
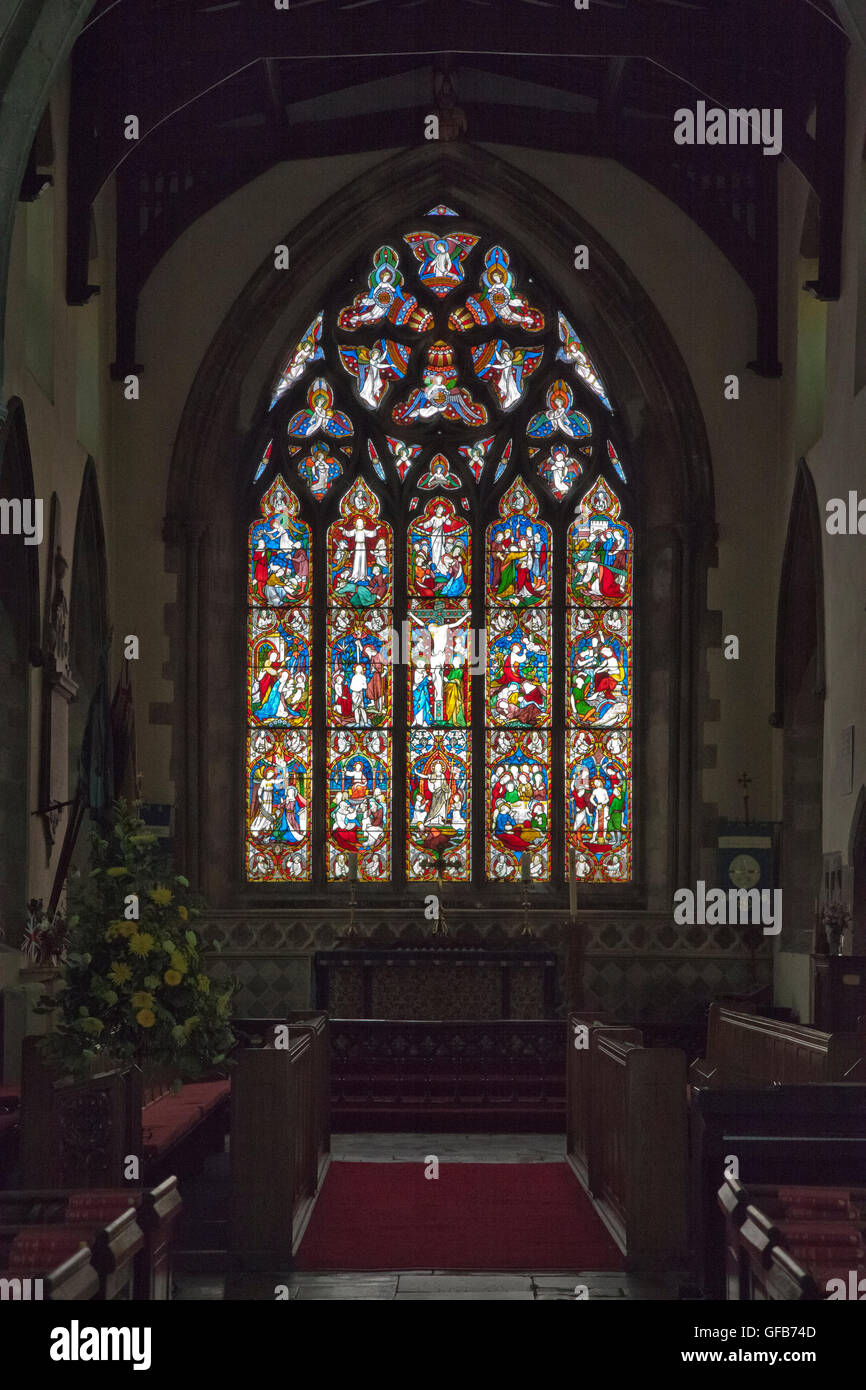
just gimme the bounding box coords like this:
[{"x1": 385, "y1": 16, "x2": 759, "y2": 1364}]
[{"x1": 174, "y1": 1133, "x2": 683, "y2": 1300}]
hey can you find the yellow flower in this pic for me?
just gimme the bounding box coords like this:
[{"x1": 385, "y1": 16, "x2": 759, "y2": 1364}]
[
  {"x1": 135, "y1": 1008, "x2": 156, "y2": 1028},
  {"x1": 108, "y1": 962, "x2": 132, "y2": 985},
  {"x1": 131, "y1": 991, "x2": 153, "y2": 1009},
  {"x1": 163, "y1": 969, "x2": 182, "y2": 986},
  {"x1": 178, "y1": 905, "x2": 189, "y2": 922},
  {"x1": 195, "y1": 974, "x2": 210, "y2": 995},
  {"x1": 128, "y1": 932, "x2": 155, "y2": 957},
  {"x1": 170, "y1": 953, "x2": 188, "y2": 975},
  {"x1": 149, "y1": 886, "x2": 173, "y2": 906}
]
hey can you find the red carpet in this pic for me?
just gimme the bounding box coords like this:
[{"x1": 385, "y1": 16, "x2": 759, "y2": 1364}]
[{"x1": 295, "y1": 1162, "x2": 624, "y2": 1271}]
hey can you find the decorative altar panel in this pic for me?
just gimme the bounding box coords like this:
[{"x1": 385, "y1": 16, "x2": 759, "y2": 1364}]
[{"x1": 315, "y1": 949, "x2": 556, "y2": 1020}]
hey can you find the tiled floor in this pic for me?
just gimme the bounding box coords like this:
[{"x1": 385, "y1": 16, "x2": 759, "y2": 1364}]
[{"x1": 174, "y1": 1132, "x2": 683, "y2": 1300}]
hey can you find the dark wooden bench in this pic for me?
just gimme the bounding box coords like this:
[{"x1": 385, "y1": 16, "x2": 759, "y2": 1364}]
[
  {"x1": 692, "y1": 1084, "x2": 866, "y2": 1297},
  {"x1": 690, "y1": 1004, "x2": 864, "y2": 1089},
  {"x1": 566, "y1": 1013, "x2": 639, "y2": 1186},
  {"x1": 17, "y1": 1037, "x2": 229, "y2": 1187},
  {"x1": 0, "y1": 1204, "x2": 142, "y2": 1299},
  {"x1": 230, "y1": 1026, "x2": 328, "y2": 1269},
  {"x1": 567, "y1": 1029, "x2": 688, "y2": 1269},
  {"x1": 0, "y1": 1243, "x2": 99, "y2": 1300},
  {"x1": 0, "y1": 1179, "x2": 181, "y2": 1299},
  {"x1": 233, "y1": 1013, "x2": 330, "y2": 1187},
  {"x1": 718, "y1": 1177, "x2": 866, "y2": 1300}
]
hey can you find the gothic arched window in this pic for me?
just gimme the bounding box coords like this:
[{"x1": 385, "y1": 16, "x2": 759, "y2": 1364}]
[{"x1": 245, "y1": 210, "x2": 633, "y2": 886}]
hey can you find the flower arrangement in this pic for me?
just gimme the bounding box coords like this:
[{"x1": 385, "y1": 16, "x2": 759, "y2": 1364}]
[
  {"x1": 37, "y1": 800, "x2": 236, "y2": 1079},
  {"x1": 821, "y1": 900, "x2": 851, "y2": 956}
]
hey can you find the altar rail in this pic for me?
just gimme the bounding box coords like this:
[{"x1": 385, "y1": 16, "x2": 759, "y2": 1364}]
[
  {"x1": 567, "y1": 1029, "x2": 688, "y2": 1268},
  {"x1": 328, "y1": 1019, "x2": 565, "y2": 1131}
]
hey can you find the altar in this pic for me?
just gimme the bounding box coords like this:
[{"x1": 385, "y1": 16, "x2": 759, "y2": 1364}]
[{"x1": 314, "y1": 947, "x2": 557, "y2": 1020}]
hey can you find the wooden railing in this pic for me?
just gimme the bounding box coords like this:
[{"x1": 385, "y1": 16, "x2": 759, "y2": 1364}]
[
  {"x1": 325, "y1": 1019, "x2": 565, "y2": 1130},
  {"x1": 690, "y1": 1004, "x2": 864, "y2": 1088},
  {"x1": 229, "y1": 1025, "x2": 328, "y2": 1269},
  {"x1": 567, "y1": 1028, "x2": 688, "y2": 1268}
]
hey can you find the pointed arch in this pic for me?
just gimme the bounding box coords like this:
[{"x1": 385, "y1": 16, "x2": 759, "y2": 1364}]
[{"x1": 166, "y1": 146, "x2": 714, "y2": 908}]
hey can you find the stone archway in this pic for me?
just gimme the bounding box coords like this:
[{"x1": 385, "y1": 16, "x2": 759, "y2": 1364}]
[{"x1": 163, "y1": 142, "x2": 715, "y2": 915}]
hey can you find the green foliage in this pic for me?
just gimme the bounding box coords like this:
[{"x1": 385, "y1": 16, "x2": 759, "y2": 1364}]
[{"x1": 39, "y1": 801, "x2": 236, "y2": 1080}]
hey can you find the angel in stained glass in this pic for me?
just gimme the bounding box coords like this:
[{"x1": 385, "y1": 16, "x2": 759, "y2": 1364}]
[
  {"x1": 527, "y1": 380, "x2": 591, "y2": 443},
  {"x1": 556, "y1": 313, "x2": 612, "y2": 411},
  {"x1": 338, "y1": 246, "x2": 433, "y2": 332},
  {"x1": 393, "y1": 342, "x2": 487, "y2": 427},
  {"x1": 339, "y1": 339, "x2": 411, "y2": 409},
  {"x1": 403, "y1": 231, "x2": 479, "y2": 296},
  {"x1": 449, "y1": 246, "x2": 544, "y2": 332},
  {"x1": 288, "y1": 378, "x2": 353, "y2": 439},
  {"x1": 270, "y1": 314, "x2": 324, "y2": 407},
  {"x1": 472, "y1": 339, "x2": 542, "y2": 410}
]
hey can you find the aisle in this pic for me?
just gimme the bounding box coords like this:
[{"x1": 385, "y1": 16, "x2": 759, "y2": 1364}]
[{"x1": 295, "y1": 1135, "x2": 623, "y2": 1272}]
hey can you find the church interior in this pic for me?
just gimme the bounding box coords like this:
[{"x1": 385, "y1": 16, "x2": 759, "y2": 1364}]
[{"x1": 1, "y1": 0, "x2": 866, "y2": 1332}]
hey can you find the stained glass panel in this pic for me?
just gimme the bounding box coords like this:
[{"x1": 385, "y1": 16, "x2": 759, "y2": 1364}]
[
  {"x1": 246, "y1": 477, "x2": 312, "y2": 882},
  {"x1": 327, "y1": 480, "x2": 392, "y2": 880},
  {"x1": 566, "y1": 476, "x2": 632, "y2": 882},
  {"x1": 486, "y1": 480, "x2": 550, "y2": 881}
]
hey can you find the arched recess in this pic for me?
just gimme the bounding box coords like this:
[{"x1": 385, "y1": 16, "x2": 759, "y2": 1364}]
[
  {"x1": 0, "y1": 399, "x2": 41, "y2": 943},
  {"x1": 164, "y1": 142, "x2": 715, "y2": 912},
  {"x1": 773, "y1": 458, "x2": 826, "y2": 957},
  {"x1": 67, "y1": 458, "x2": 110, "y2": 869}
]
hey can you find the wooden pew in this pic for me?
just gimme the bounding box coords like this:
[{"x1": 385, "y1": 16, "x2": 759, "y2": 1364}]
[
  {"x1": 717, "y1": 1177, "x2": 866, "y2": 1300},
  {"x1": 0, "y1": 1244, "x2": 99, "y2": 1301},
  {"x1": 691, "y1": 1083, "x2": 866, "y2": 1297},
  {"x1": 0, "y1": 1179, "x2": 180, "y2": 1299},
  {"x1": 230, "y1": 1028, "x2": 326, "y2": 1269},
  {"x1": 0, "y1": 1206, "x2": 142, "y2": 1299},
  {"x1": 18, "y1": 1037, "x2": 228, "y2": 1188},
  {"x1": 233, "y1": 1013, "x2": 331, "y2": 1188},
  {"x1": 566, "y1": 1014, "x2": 640, "y2": 1187},
  {"x1": 568, "y1": 1031, "x2": 688, "y2": 1268},
  {"x1": 690, "y1": 1005, "x2": 864, "y2": 1089}
]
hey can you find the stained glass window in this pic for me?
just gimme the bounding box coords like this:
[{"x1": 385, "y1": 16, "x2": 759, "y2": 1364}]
[
  {"x1": 245, "y1": 211, "x2": 634, "y2": 889},
  {"x1": 326, "y1": 479, "x2": 392, "y2": 882},
  {"x1": 485, "y1": 480, "x2": 551, "y2": 881},
  {"x1": 407, "y1": 497, "x2": 472, "y2": 881},
  {"x1": 246, "y1": 477, "x2": 312, "y2": 881},
  {"x1": 565, "y1": 477, "x2": 632, "y2": 882}
]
